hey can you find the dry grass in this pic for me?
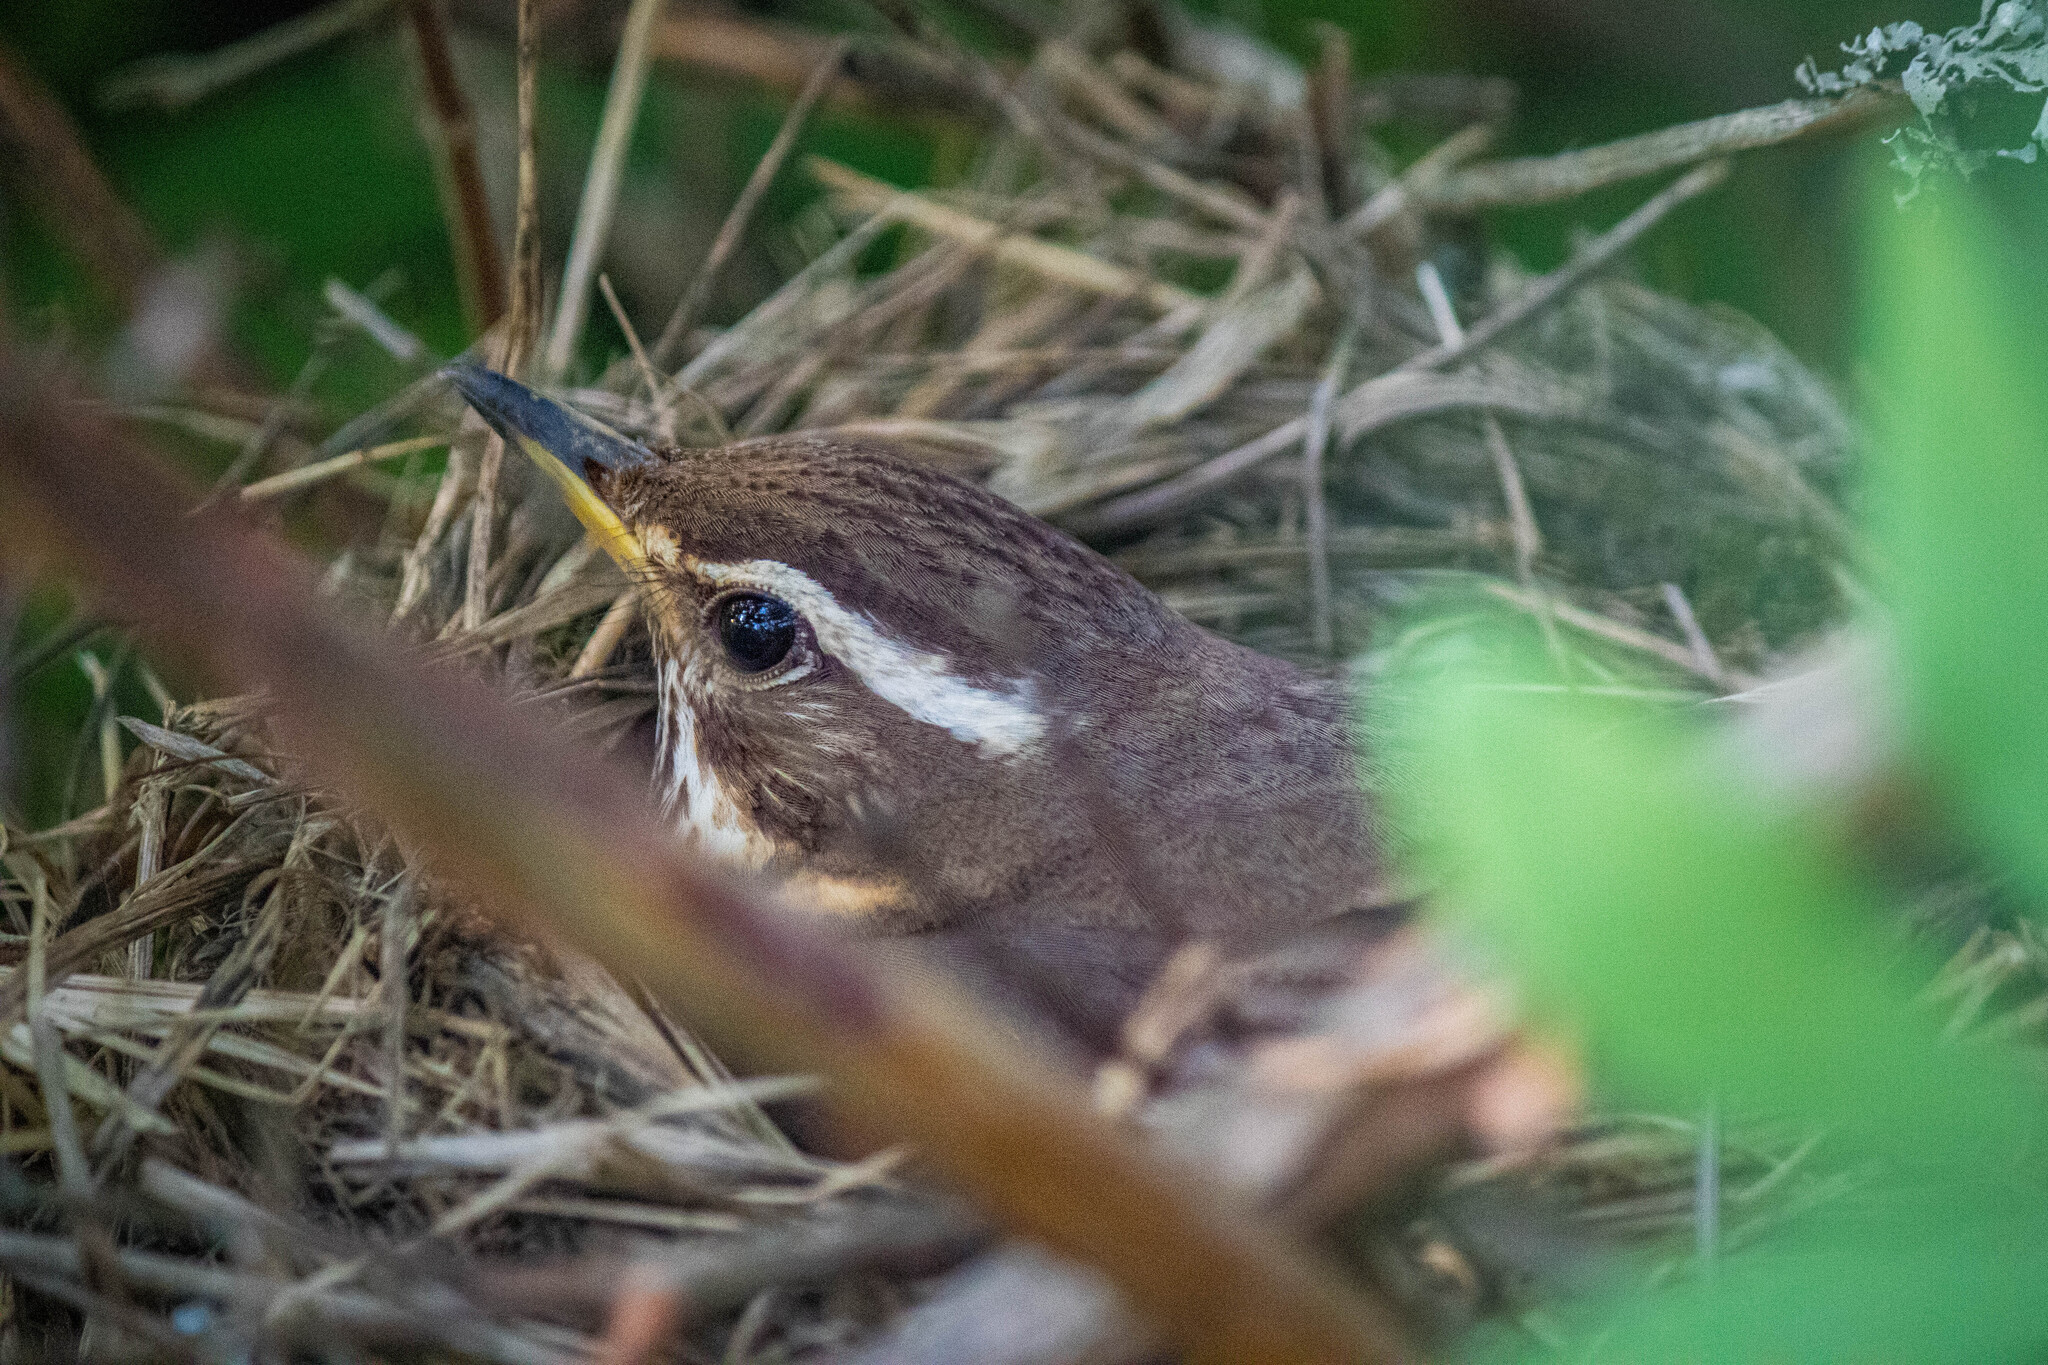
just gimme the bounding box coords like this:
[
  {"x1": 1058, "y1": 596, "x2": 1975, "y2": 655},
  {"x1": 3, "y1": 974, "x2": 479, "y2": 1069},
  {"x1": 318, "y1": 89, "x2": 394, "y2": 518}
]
[{"x1": 0, "y1": 9, "x2": 1982, "y2": 1363}]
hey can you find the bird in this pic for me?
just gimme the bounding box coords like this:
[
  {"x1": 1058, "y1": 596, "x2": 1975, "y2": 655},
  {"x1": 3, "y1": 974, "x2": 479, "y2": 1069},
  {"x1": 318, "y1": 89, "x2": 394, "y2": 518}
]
[{"x1": 445, "y1": 363, "x2": 1384, "y2": 1047}]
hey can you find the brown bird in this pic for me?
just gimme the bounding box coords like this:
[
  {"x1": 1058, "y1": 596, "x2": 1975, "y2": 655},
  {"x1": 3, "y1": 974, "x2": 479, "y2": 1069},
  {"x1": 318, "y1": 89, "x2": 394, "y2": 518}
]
[{"x1": 447, "y1": 363, "x2": 1382, "y2": 1044}]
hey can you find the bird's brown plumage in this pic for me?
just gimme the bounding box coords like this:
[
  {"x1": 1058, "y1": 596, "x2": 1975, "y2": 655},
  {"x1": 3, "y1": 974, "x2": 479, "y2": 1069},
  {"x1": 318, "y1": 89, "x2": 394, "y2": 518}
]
[{"x1": 594, "y1": 432, "x2": 1380, "y2": 944}]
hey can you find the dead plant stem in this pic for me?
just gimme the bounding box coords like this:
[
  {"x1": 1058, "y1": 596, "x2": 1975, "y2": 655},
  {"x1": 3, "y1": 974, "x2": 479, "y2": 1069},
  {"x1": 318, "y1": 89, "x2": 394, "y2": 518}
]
[
  {"x1": 651, "y1": 38, "x2": 850, "y2": 372},
  {"x1": 542, "y1": 0, "x2": 667, "y2": 380},
  {"x1": 402, "y1": 0, "x2": 507, "y2": 332}
]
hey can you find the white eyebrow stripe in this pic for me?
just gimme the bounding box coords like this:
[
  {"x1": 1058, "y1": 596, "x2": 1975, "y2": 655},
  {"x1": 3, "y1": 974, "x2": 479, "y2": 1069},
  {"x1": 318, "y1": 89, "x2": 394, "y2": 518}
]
[{"x1": 689, "y1": 557, "x2": 1046, "y2": 757}]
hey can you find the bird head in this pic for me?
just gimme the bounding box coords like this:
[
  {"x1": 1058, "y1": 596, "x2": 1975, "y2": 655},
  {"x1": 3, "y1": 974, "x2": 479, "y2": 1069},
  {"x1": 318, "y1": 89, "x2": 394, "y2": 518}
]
[{"x1": 445, "y1": 363, "x2": 1374, "y2": 942}]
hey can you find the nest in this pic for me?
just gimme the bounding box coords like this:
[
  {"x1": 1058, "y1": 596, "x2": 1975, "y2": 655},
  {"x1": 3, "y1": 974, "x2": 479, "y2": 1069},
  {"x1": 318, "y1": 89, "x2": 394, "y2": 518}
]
[{"x1": 0, "y1": 6, "x2": 1976, "y2": 1361}]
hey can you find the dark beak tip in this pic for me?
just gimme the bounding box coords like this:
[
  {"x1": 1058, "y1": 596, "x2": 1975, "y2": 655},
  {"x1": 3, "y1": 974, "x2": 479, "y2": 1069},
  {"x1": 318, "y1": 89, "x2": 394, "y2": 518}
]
[
  {"x1": 439, "y1": 361, "x2": 656, "y2": 479},
  {"x1": 439, "y1": 361, "x2": 521, "y2": 409}
]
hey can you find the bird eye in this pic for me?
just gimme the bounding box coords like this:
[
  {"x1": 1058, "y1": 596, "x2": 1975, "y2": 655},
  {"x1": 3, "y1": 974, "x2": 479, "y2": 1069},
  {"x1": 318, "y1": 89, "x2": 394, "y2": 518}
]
[{"x1": 716, "y1": 592, "x2": 799, "y2": 673}]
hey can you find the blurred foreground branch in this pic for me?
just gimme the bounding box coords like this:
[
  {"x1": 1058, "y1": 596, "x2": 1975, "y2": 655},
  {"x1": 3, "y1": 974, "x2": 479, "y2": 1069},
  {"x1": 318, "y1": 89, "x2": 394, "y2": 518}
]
[{"x1": 0, "y1": 37, "x2": 163, "y2": 314}]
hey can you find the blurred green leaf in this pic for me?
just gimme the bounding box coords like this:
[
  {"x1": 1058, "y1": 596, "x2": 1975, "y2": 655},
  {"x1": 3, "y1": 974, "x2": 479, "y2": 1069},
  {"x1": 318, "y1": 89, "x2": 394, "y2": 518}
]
[
  {"x1": 1864, "y1": 173, "x2": 2048, "y2": 912},
  {"x1": 1368, "y1": 612, "x2": 2048, "y2": 1360},
  {"x1": 1386, "y1": 633, "x2": 2035, "y2": 1152}
]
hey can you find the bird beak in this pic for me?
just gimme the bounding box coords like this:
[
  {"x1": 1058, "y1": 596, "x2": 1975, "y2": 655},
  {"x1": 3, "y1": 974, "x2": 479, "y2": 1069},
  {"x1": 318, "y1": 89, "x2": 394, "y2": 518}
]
[{"x1": 440, "y1": 361, "x2": 655, "y2": 576}]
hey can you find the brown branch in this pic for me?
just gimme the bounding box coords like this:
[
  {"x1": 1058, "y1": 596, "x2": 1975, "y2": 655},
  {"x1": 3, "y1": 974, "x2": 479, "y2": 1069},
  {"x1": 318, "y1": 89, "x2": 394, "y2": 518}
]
[
  {"x1": 1418, "y1": 85, "x2": 1907, "y2": 214},
  {"x1": 0, "y1": 345, "x2": 1414, "y2": 1365},
  {"x1": 402, "y1": 0, "x2": 507, "y2": 335},
  {"x1": 1306, "y1": 24, "x2": 1356, "y2": 218},
  {"x1": 0, "y1": 37, "x2": 162, "y2": 313}
]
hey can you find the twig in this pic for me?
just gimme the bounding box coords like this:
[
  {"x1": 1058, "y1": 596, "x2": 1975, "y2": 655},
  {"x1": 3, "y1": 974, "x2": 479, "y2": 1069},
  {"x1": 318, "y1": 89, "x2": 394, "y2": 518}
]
[
  {"x1": 1105, "y1": 50, "x2": 1214, "y2": 124},
  {"x1": 464, "y1": 0, "x2": 544, "y2": 633},
  {"x1": 1485, "y1": 582, "x2": 1758, "y2": 690},
  {"x1": 649, "y1": 11, "x2": 969, "y2": 113},
  {"x1": 7, "y1": 614, "x2": 102, "y2": 684},
  {"x1": 7, "y1": 1265, "x2": 197, "y2": 1364},
  {"x1": 508, "y1": 0, "x2": 542, "y2": 357},
  {"x1": 1661, "y1": 582, "x2": 1728, "y2": 688},
  {"x1": 1341, "y1": 122, "x2": 1492, "y2": 238},
  {"x1": 1420, "y1": 86, "x2": 1906, "y2": 214},
  {"x1": 1040, "y1": 41, "x2": 1180, "y2": 150},
  {"x1": 100, "y1": 0, "x2": 392, "y2": 112},
  {"x1": 431, "y1": 578, "x2": 622, "y2": 660},
  {"x1": 650, "y1": 9, "x2": 842, "y2": 93},
  {"x1": 599, "y1": 276, "x2": 662, "y2": 401},
  {"x1": 462, "y1": 404, "x2": 508, "y2": 636},
  {"x1": 240, "y1": 435, "x2": 445, "y2": 501},
  {"x1": 541, "y1": 0, "x2": 668, "y2": 380},
  {"x1": 1076, "y1": 366, "x2": 1582, "y2": 538},
  {"x1": 1054, "y1": 114, "x2": 1268, "y2": 235},
  {"x1": 0, "y1": 36, "x2": 162, "y2": 311},
  {"x1": 27, "y1": 866, "x2": 144, "y2": 1359},
  {"x1": 0, "y1": 861, "x2": 259, "y2": 1026},
  {"x1": 325, "y1": 278, "x2": 429, "y2": 364},
  {"x1": 1080, "y1": 160, "x2": 1728, "y2": 534},
  {"x1": 381, "y1": 880, "x2": 414, "y2": 1154},
  {"x1": 1418, "y1": 258, "x2": 1563, "y2": 674},
  {"x1": 650, "y1": 38, "x2": 850, "y2": 371},
  {"x1": 807, "y1": 158, "x2": 1200, "y2": 314},
  {"x1": 0, "y1": 347, "x2": 1416, "y2": 1365},
  {"x1": 26, "y1": 888, "x2": 87, "y2": 1200},
  {"x1": 1428, "y1": 159, "x2": 1728, "y2": 371},
  {"x1": 571, "y1": 589, "x2": 641, "y2": 679},
  {"x1": 393, "y1": 418, "x2": 474, "y2": 622},
  {"x1": 723, "y1": 1290, "x2": 775, "y2": 1364},
  {"x1": 1301, "y1": 327, "x2": 1354, "y2": 658},
  {"x1": 1417, "y1": 263, "x2": 1541, "y2": 583},
  {"x1": 74, "y1": 653, "x2": 123, "y2": 807},
  {"x1": 205, "y1": 339, "x2": 335, "y2": 500},
  {"x1": 664, "y1": 211, "x2": 893, "y2": 399},
  {"x1": 92, "y1": 855, "x2": 297, "y2": 1168},
  {"x1": 127, "y1": 758, "x2": 167, "y2": 981},
  {"x1": 1695, "y1": 1099, "x2": 1721, "y2": 1272},
  {"x1": 1713, "y1": 418, "x2": 1857, "y2": 553},
  {"x1": 1480, "y1": 418, "x2": 1539, "y2": 580},
  {"x1": 1115, "y1": 525, "x2": 1496, "y2": 577},
  {"x1": 401, "y1": 0, "x2": 507, "y2": 334},
  {"x1": 1306, "y1": 24, "x2": 1357, "y2": 217}
]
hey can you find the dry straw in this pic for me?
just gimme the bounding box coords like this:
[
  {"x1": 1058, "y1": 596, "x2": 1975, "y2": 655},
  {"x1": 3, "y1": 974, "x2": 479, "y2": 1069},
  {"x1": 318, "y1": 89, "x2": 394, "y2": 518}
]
[{"x1": 0, "y1": 5, "x2": 1950, "y2": 1362}]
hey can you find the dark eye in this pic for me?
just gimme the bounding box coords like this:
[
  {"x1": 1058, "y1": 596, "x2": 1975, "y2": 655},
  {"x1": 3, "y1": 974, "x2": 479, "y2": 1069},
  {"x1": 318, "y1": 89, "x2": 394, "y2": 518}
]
[{"x1": 716, "y1": 593, "x2": 799, "y2": 673}]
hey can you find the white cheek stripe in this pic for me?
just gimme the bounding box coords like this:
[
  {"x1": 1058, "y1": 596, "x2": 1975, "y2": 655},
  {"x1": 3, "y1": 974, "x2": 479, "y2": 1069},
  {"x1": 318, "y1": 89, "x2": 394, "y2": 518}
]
[
  {"x1": 690, "y1": 557, "x2": 1046, "y2": 757},
  {"x1": 657, "y1": 657, "x2": 777, "y2": 866}
]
